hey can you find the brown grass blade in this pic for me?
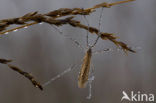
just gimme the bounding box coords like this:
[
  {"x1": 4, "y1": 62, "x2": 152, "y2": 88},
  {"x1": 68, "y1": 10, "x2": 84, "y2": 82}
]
[
  {"x1": 7, "y1": 64, "x2": 43, "y2": 90},
  {"x1": 0, "y1": 58, "x2": 12, "y2": 64}
]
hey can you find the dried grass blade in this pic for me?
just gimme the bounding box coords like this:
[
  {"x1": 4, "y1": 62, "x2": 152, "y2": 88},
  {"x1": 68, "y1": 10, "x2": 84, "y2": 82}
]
[{"x1": 7, "y1": 64, "x2": 43, "y2": 90}]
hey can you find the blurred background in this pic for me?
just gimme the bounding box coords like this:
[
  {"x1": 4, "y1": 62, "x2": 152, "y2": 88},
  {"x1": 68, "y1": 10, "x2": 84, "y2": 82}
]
[{"x1": 0, "y1": 0, "x2": 156, "y2": 103}]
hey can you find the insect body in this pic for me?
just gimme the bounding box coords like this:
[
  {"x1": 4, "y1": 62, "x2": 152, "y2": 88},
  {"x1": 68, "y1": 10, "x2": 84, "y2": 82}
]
[{"x1": 78, "y1": 48, "x2": 92, "y2": 88}]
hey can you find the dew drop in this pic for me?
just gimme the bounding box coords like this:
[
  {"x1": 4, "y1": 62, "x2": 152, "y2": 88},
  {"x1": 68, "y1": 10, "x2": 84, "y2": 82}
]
[
  {"x1": 109, "y1": 48, "x2": 113, "y2": 52},
  {"x1": 117, "y1": 48, "x2": 121, "y2": 51},
  {"x1": 4, "y1": 32, "x2": 9, "y2": 35},
  {"x1": 35, "y1": 85, "x2": 39, "y2": 88},
  {"x1": 24, "y1": 26, "x2": 28, "y2": 29},
  {"x1": 136, "y1": 46, "x2": 142, "y2": 50},
  {"x1": 39, "y1": 22, "x2": 43, "y2": 25},
  {"x1": 13, "y1": 29, "x2": 18, "y2": 32}
]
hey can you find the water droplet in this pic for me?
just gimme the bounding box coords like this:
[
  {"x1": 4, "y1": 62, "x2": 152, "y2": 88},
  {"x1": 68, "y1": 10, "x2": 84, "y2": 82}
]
[
  {"x1": 24, "y1": 26, "x2": 28, "y2": 29},
  {"x1": 117, "y1": 48, "x2": 121, "y2": 51},
  {"x1": 35, "y1": 85, "x2": 38, "y2": 88},
  {"x1": 13, "y1": 29, "x2": 18, "y2": 32},
  {"x1": 39, "y1": 22, "x2": 43, "y2": 25},
  {"x1": 136, "y1": 46, "x2": 142, "y2": 50},
  {"x1": 88, "y1": 76, "x2": 95, "y2": 81},
  {"x1": 109, "y1": 48, "x2": 113, "y2": 52},
  {"x1": 4, "y1": 32, "x2": 9, "y2": 35}
]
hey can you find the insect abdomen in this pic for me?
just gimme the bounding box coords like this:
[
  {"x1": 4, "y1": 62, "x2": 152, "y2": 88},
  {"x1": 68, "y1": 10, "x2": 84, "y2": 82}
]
[{"x1": 78, "y1": 48, "x2": 92, "y2": 88}]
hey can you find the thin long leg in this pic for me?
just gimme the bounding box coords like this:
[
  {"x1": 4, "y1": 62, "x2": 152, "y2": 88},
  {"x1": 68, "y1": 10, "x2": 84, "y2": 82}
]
[
  {"x1": 91, "y1": 7, "x2": 104, "y2": 48},
  {"x1": 86, "y1": 63, "x2": 95, "y2": 99},
  {"x1": 43, "y1": 61, "x2": 82, "y2": 87},
  {"x1": 51, "y1": 25, "x2": 85, "y2": 51},
  {"x1": 93, "y1": 45, "x2": 141, "y2": 55},
  {"x1": 87, "y1": 76, "x2": 95, "y2": 99},
  {"x1": 83, "y1": 15, "x2": 90, "y2": 47},
  {"x1": 43, "y1": 25, "x2": 88, "y2": 87},
  {"x1": 93, "y1": 48, "x2": 111, "y2": 55}
]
